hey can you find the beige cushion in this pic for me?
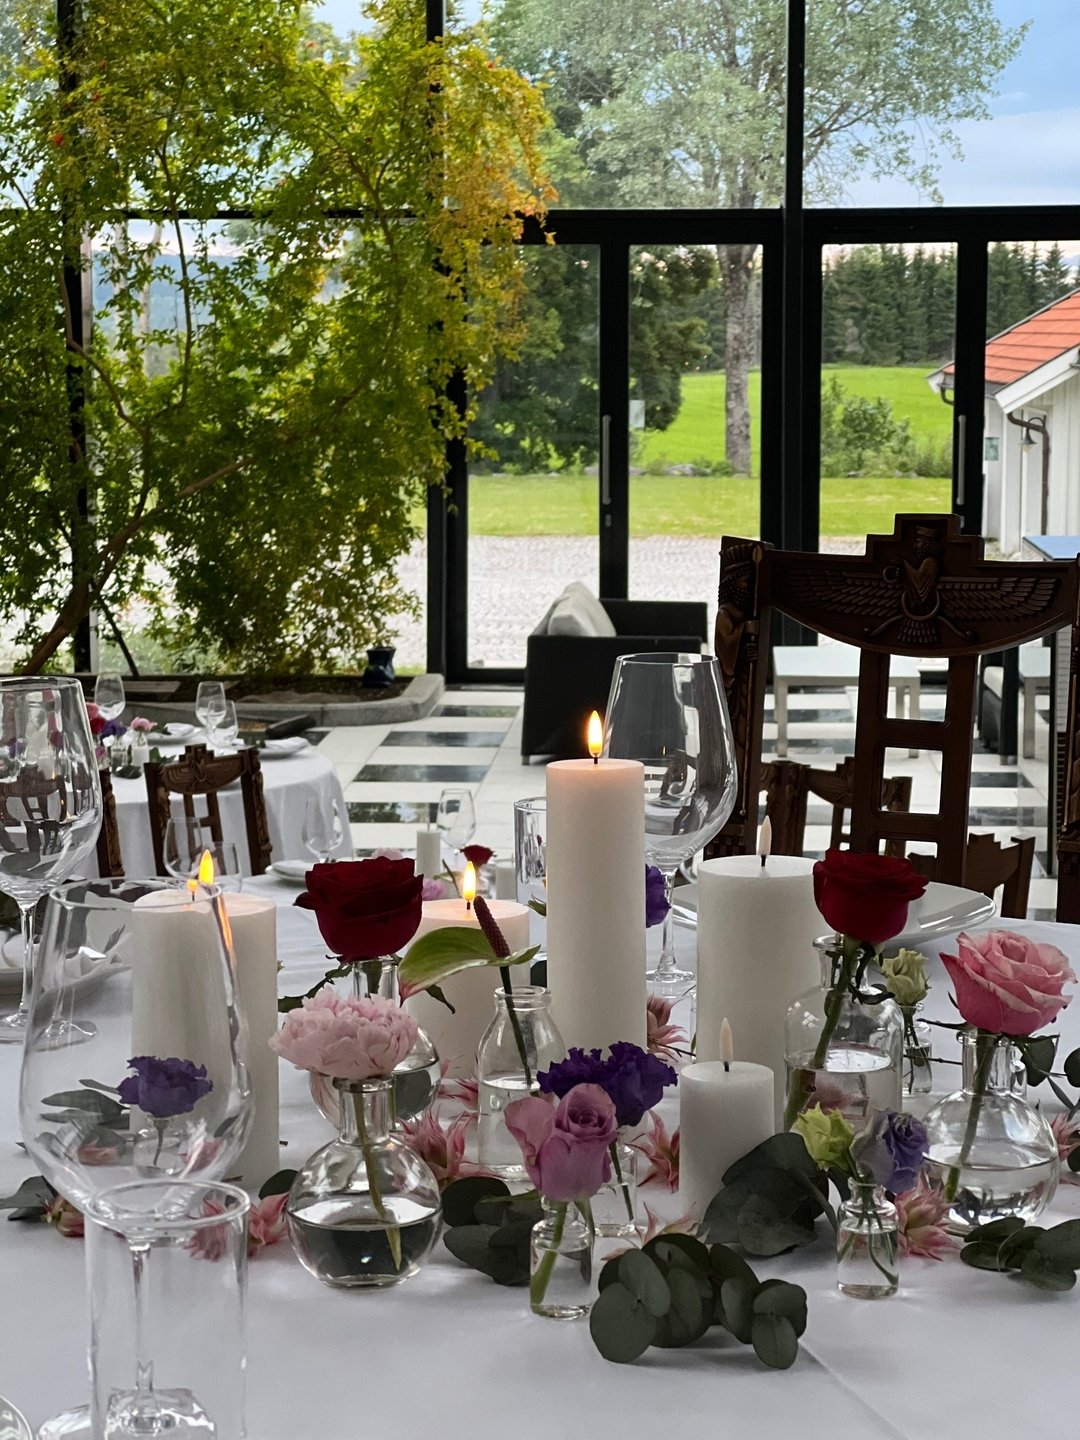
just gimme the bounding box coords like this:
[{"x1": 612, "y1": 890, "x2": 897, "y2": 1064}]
[{"x1": 546, "y1": 582, "x2": 617, "y2": 638}]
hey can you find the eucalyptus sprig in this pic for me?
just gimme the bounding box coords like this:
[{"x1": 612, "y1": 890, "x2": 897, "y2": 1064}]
[{"x1": 961, "y1": 1216, "x2": 1080, "y2": 1291}]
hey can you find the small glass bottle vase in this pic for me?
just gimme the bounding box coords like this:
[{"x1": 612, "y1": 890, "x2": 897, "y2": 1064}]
[
  {"x1": 902, "y1": 1008, "x2": 934, "y2": 1098},
  {"x1": 530, "y1": 1201, "x2": 593, "y2": 1320},
  {"x1": 592, "y1": 1140, "x2": 638, "y2": 1238},
  {"x1": 922, "y1": 1030, "x2": 1060, "y2": 1235},
  {"x1": 477, "y1": 986, "x2": 566, "y2": 1178},
  {"x1": 837, "y1": 1180, "x2": 899, "y2": 1299},
  {"x1": 784, "y1": 938, "x2": 904, "y2": 1129},
  {"x1": 287, "y1": 1076, "x2": 442, "y2": 1288}
]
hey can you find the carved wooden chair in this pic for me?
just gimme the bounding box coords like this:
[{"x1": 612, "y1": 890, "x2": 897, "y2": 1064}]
[
  {"x1": 709, "y1": 513, "x2": 1080, "y2": 921},
  {"x1": 96, "y1": 767, "x2": 124, "y2": 878},
  {"x1": 760, "y1": 757, "x2": 912, "y2": 857},
  {"x1": 908, "y1": 832, "x2": 1036, "y2": 920},
  {"x1": 143, "y1": 744, "x2": 272, "y2": 877}
]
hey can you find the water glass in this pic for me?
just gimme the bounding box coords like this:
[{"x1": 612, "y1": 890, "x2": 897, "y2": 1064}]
[
  {"x1": 436, "y1": 788, "x2": 475, "y2": 855},
  {"x1": 513, "y1": 795, "x2": 547, "y2": 958},
  {"x1": 302, "y1": 796, "x2": 345, "y2": 864},
  {"x1": 214, "y1": 701, "x2": 240, "y2": 750},
  {"x1": 194, "y1": 682, "x2": 227, "y2": 736},
  {"x1": 94, "y1": 671, "x2": 126, "y2": 723},
  {"x1": 86, "y1": 1180, "x2": 249, "y2": 1439},
  {"x1": 163, "y1": 817, "x2": 244, "y2": 891}
]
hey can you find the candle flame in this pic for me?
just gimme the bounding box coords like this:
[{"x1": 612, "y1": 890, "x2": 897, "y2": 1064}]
[
  {"x1": 719, "y1": 1017, "x2": 734, "y2": 1065},
  {"x1": 463, "y1": 862, "x2": 477, "y2": 907},
  {"x1": 198, "y1": 849, "x2": 216, "y2": 886},
  {"x1": 587, "y1": 710, "x2": 603, "y2": 759},
  {"x1": 757, "y1": 814, "x2": 773, "y2": 861}
]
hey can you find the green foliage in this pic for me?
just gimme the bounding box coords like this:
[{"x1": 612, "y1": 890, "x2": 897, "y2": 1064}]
[
  {"x1": 589, "y1": 1237, "x2": 808, "y2": 1369},
  {"x1": 0, "y1": 0, "x2": 552, "y2": 671},
  {"x1": 699, "y1": 1132, "x2": 833, "y2": 1257},
  {"x1": 961, "y1": 1216, "x2": 1080, "y2": 1292},
  {"x1": 820, "y1": 376, "x2": 916, "y2": 476},
  {"x1": 441, "y1": 1177, "x2": 544, "y2": 1286}
]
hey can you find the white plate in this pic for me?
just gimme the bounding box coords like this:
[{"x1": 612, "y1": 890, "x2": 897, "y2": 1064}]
[
  {"x1": 0, "y1": 932, "x2": 125, "y2": 1000},
  {"x1": 262, "y1": 737, "x2": 307, "y2": 758},
  {"x1": 271, "y1": 859, "x2": 313, "y2": 882},
  {"x1": 142, "y1": 722, "x2": 199, "y2": 745},
  {"x1": 671, "y1": 878, "x2": 995, "y2": 945}
]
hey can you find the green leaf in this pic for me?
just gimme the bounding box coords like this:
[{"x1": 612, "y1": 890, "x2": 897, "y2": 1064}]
[
  {"x1": 723, "y1": 1132, "x2": 821, "y2": 1187},
  {"x1": 720, "y1": 1276, "x2": 757, "y2": 1343},
  {"x1": 485, "y1": 1221, "x2": 534, "y2": 1286},
  {"x1": 735, "y1": 1186, "x2": 819, "y2": 1257},
  {"x1": 751, "y1": 1312, "x2": 799, "y2": 1369},
  {"x1": 443, "y1": 1224, "x2": 502, "y2": 1277},
  {"x1": 589, "y1": 1283, "x2": 658, "y2": 1364},
  {"x1": 710, "y1": 1244, "x2": 759, "y2": 1295},
  {"x1": 1063, "y1": 1047, "x2": 1080, "y2": 1088},
  {"x1": 753, "y1": 1279, "x2": 808, "y2": 1337},
  {"x1": 1018, "y1": 1034, "x2": 1056, "y2": 1086},
  {"x1": 441, "y1": 1176, "x2": 510, "y2": 1228},
  {"x1": 258, "y1": 1169, "x2": 297, "y2": 1199},
  {"x1": 277, "y1": 963, "x2": 349, "y2": 1013},
  {"x1": 475, "y1": 1191, "x2": 543, "y2": 1228},
  {"x1": 647, "y1": 1234, "x2": 711, "y2": 1275},
  {"x1": 652, "y1": 1266, "x2": 710, "y2": 1348},
  {"x1": 425, "y1": 984, "x2": 456, "y2": 1015},
  {"x1": 1019, "y1": 1251, "x2": 1077, "y2": 1292},
  {"x1": 41, "y1": 1089, "x2": 125, "y2": 1123},
  {"x1": 960, "y1": 1243, "x2": 1007, "y2": 1272},
  {"x1": 969, "y1": 1216, "x2": 1025, "y2": 1245},
  {"x1": 0, "y1": 1176, "x2": 54, "y2": 1212},
  {"x1": 399, "y1": 927, "x2": 538, "y2": 992},
  {"x1": 1033, "y1": 1219, "x2": 1080, "y2": 1270},
  {"x1": 1069, "y1": 1149, "x2": 1080, "y2": 1174},
  {"x1": 996, "y1": 1227, "x2": 1044, "y2": 1268},
  {"x1": 617, "y1": 1250, "x2": 671, "y2": 1318}
]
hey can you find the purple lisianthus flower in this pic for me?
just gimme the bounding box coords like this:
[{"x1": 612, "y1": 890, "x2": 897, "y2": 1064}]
[
  {"x1": 100, "y1": 718, "x2": 127, "y2": 741},
  {"x1": 852, "y1": 1108, "x2": 928, "y2": 1194},
  {"x1": 645, "y1": 866, "x2": 669, "y2": 928},
  {"x1": 118, "y1": 1056, "x2": 213, "y2": 1119},
  {"x1": 539, "y1": 1041, "x2": 677, "y2": 1129},
  {"x1": 538, "y1": 1047, "x2": 610, "y2": 1099}
]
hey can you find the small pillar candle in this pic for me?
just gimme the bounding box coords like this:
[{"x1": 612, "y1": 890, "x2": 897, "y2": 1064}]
[
  {"x1": 678, "y1": 1020, "x2": 774, "y2": 1222},
  {"x1": 415, "y1": 828, "x2": 443, "y2": 881}
]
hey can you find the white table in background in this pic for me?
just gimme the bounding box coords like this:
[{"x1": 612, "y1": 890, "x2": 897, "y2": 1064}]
[{"x1": 771, "y1": 643, "x2": 922, "y2": 757}]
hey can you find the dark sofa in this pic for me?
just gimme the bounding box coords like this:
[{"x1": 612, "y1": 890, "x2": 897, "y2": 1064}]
[{"x1": 520, "y1": 598, "x2": 710, "y2": 760}]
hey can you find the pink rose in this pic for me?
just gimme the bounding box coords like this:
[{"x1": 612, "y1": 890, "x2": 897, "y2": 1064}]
[
  {"x1": 270, "y1": 987, "x2": 418, "y2": 1080},
  {"x1": 940, "y1": 930, "x2": 1076, "y2": 1036},
  {"x1": 504, "y1": 1083, "x2": 617, "y2": 1203}
]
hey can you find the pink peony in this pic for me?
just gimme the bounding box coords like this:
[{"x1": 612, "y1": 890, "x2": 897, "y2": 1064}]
[
  {"x1": 632, "y1": 1111, "x2": 680, "y2": 1192},
  {"x1": 940, "y1": 930, "x2": 1076, "y2": 1036},
  {"x1": 646, "y1": 994, "x2": 688, "y2": 1064},
  {"x1": 421, "y1": 876, "x2": 447, "y2": 901},
  {"x1": 504, "y1": 1083, "x2": 617, "y2": 1203},
  {"x1": 1050, "y1": 1113, "x2": 1080, "y2": 1180},
  {"x1": 270, "y1": 987, "x2": 418, "y2": 1080},
  {"x1": 129, "y1": 716, "x2": 154, "y2": 733},
  {"x1": 894, "y1": 1181, "x2": 956, "y2": 1260}
]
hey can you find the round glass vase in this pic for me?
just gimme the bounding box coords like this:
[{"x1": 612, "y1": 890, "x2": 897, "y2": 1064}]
[
  {"x1": 901, "y1": 1007, "x2": 934, "y2": 1098},
  {"x1": 784, "y1": 938, "x2": 904, "y2": 1129},
  {"x1": 477, "y1": 986, "x2": 566, "y2": 1178},
  {"x1": 286, "y1": 1076, "x2": 443, "y2": 1288},
  {"x1": 530, "y1": 1201, "x2": 594, "y2": 1320},
  {"x1": 921, "y1": 1030, "x2": 1060, "y2": 1235},
  {"x1": 308, "y1": 957, "x2": 440, "y2": 1128},
  {"x1": 836, "y1": 1179, "x2": 899, "y2": 1299}
]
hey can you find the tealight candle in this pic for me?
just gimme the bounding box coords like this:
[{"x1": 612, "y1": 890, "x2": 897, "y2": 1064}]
[{"x1": 678, "y1": 1020, "x2": 774, "y2": 1222}]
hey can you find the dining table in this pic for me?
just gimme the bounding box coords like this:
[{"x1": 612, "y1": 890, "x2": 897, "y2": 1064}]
[
  {"x1": 1, "y1": 879, "x2": 1078, "y2": 1440},
  {"x1": 106, "y1": 741, "x2": 352, "y2": 876}
]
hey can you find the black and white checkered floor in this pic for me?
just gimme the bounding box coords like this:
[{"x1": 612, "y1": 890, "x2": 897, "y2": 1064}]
[{"x1": 308, "y1": 682, "x2": 1056, "y2": 920}]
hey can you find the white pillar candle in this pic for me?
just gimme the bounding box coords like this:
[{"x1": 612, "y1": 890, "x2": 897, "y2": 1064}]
[
  {"x1": 221, "y1": 893, "x2": 279, "y2": 1189},
  {"x1": 404, "y1": 897, "x2": 532, "y2": 1076},
  {"x1": 696, "y1": 855, "x2": 824, "y2": 1125},
  {"x1": 494, "y1": 860, "x2": 517, "y2": 901},
  {"x1": 545, "y1": 757, "x2": 646, "y2": 1052},
  {"x1": 415, "y1": 828, "x2": 442, "y2": 881},
  {"x1": 679, "y1": 1052, "x2": 775, "y2": 1222}
]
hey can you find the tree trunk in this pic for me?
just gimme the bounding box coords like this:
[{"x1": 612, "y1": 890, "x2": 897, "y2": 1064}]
[
  {"x1": 20, "y1": 580, "x2": 93, "y2": 675},
  {"x1": 718, "y1": 243, "x2": 758, "y2": 478}
]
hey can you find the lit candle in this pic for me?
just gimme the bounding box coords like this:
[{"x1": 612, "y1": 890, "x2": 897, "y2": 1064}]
[
  {"x1": 463, "y1": 862, "x2": 477, "y2": 910},
  {"x1": 678, "y1": 1020, "x2": 774, "y2": 1222},
  {"x1": 696, "y1": 850, "x2": 824, "y2": 1124},
  {"x1": 545, "y1": 712, "x2": 646, "y2": 1051},
  {"x1": 404, "y1": 894, "x2": 532, "y2": 1076}
]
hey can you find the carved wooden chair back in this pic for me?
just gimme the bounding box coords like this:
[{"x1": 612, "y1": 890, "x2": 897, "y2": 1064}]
[
  {"x1": 0, "y1": 768, "x2": 70, "y2": 863},
  {"x1": 760, "y1": 757, "x2": 911, "y2": 857},
  {"x1": 711, "y1": 514, "x2": 1080, "y2": 918},
  {"x1": 143, "y1": 744, "x2": 271, "y2": 877},
  {"x1": 909, "y1": 833, "x2": 1036, "y2": 920},
  {"x1": 96, "y1": 767, "x2": 124, "y2": 878}
]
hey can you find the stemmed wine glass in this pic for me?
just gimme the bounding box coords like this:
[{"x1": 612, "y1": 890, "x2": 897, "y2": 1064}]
[
  {"x1": 436, "y1": 788, "x2": 475, "y2": 867},
  {"x1": 19, "y1": 877, "x2": 253, "y2": 1440},
  {"x1": 0, "y1": 677, "x2": 102, "y2": 1043},
  {"x1": 603, "y1": 652, "x2": 737, "y2": 996},
  {"x1": 93, "y1": 671, "x2": 125, "y2": 757},
  {"x1": 194, "y1": 681, "x2": 227, "y2": 739},
  {"x1": 302, "y1": 796, "x2": 345, "y2": 864},
  {"x1": 163, "y1": 817, "x2": 244, "y2": 891}
]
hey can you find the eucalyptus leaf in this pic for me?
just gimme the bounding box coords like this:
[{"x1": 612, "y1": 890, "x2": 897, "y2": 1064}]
[
  {"x1": 996, "y1": 1227, "x2": 1044, "y2": 1267},
  {"x1": 723, "y1": 1132, "x2": 820, "y2": 1187},
  {"x1": 960, "y1": 1244, "x2": 1007, "y2": 1272},
  {"x1": 617, "y1": 1250, "x2": 671, "y2": 1318},
  {"x1": 720, "y1": 1276, "x2": 756, "y2": 1343},
  {"x1": 751, "y1": 1312, "x2": 799, "y2": 1370},
  {"x1": 258, "y1": 1169, "x2": 297, "y2": 1200},
  {"x1": 441, "y1": 1176, "x2": 510, "y2": 1228},
  {"x1": 735, "y1": 1187, "x2": 819, "y2": 1257},
  {"x1": 589, "y1": 1282, "x2": 657, "y2": 1364},
  {"x1": 710, "y1": 1243, "x2": 759, "y2": 1295},
  {"x1": 1019, "y1": 1251, "x2": 1077, "y2": 1292},
  {"x1": 970, "y1": 1216, "x2": 1025, "y2": 1244},
  {"x1": 475, "y1": 1191, "x2": 543, "y2": 1228},
  {"x1": 1063, "y1": 1047, "x2": 1080, "y2": 1088},
  {"x1": 443, "y1": 1223, "x2": 502, "y2": 1278},
  {"x1": 0, "y1": 1176, "x2": 54, "y2": 1211},
  {"x1": 699, "y1": 1178, "x2": 750, "y2": 1245},
  {"x1": 41, "y1": 1090, "x2": 125, "y2": 1122},
  {"x1": 485, "y1": 1221, "x2": 534, "y2": 1286},
  {"x1": 1069, "y1": 1149, "x2": 1080, "y2": 1174},
  {"x1": 652, "y1": 1266, "x2": 710, "y2": 1348},
  {"x1": 647, "y1": 1234, "x2": 711, "y2": 1274},
  {"x1": 753, "y1": 1279, "x2": 808, "y2": 1336},
  {"x1": 1032, "y1": 1219, "x2": 1080, "y2": 1270},
  {"x1": 1019, "y1": 1034, "x2": 1057, "y2": 1086}
]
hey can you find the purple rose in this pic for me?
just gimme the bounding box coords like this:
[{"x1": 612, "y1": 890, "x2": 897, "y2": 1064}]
[
  {"x1": 852, "y1": 1108, "x2": 928, "y2": 1194},
  {"x1": 645, "y1": 866, "x2": 669, "y2": 928},
  {"x1": 539, "y1": 1041, "x2": 677, "y2": 1129},
  {"x1": 504, "y1": 1084, "x2": 617, "y2": 1202},
  {"x1": 118, "y1": 1056, "x2": 213, "y2": 1119}
]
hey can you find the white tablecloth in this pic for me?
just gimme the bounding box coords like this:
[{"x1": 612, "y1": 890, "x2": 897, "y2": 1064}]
[
  {"x1": 108, "y1": 746, "x2": 352, "y2": 877},
  {"x1": 1, "y1": 896, "x2": 1079, "y2": 1438}
]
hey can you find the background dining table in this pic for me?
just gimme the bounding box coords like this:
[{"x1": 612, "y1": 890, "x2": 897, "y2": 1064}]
[{"x1": 0, "y1": 881, "x2": 1078, "y2": 1439}]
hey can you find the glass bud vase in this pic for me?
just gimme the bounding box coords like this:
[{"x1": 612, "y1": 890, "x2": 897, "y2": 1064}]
[
  {"x1": 592, "y1": 1140, "x2": 638, "y2": 1238},
  {"x1": 308, "y1": 957, "x2": 440, "y2": 1128},
  {"x1": 921, "y1": 1030, "x2": 1059, "y2": 1235},
  {"x1": 530, "y1": 1201, "x2": 593, "y2": 1320},
  {"x1": 901, "y1": 1008, "x2": 933, "y2": 1098},
  {"x1": 784, "y1": 938, "x2": 904, "y2": 1129},
  {"x1": 287, "y1": 1076, "x2": 443, "y2": 1288},
  {"x1": 477, "y1": 986, "x2": 566, "y2": 1178},
  {"x1": 836, "y1": 1180, "x2": 899, "y2": 1299}
]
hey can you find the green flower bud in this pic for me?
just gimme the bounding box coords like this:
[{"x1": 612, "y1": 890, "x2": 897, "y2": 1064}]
[
  {"x1": 792, "y1": 1103, "x2": 855, "y2": 1171},
  {"x1": 881, "y1": 947, "x2": 929, "y2": 1008}
]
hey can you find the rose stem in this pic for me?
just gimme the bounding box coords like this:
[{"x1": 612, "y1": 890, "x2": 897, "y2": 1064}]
[
  {"x1": 944, "y1": 1028, "x2": 995, "y2": 1203},
  {"x1": 473, "y1": 895, "x2": 533, "y2": 1090}
]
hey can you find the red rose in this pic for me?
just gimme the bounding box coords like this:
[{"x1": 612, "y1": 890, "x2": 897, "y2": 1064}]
[
  {"x1": 812, "y1": 849, "x2": 928, "y2": 946},
  {"x1": 295, "y1": 857, "x2": 423, "y2": 962},
  {"x1": 461, "y1": 845, "x2": 494, "y2": 869}
]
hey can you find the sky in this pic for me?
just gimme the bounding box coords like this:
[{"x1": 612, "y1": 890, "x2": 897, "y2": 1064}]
[{"x1": 315, "y1": 0, "x2": 1080, "y2": 210}]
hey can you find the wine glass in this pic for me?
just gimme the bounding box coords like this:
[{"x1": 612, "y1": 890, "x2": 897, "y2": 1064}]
[
  {"x1": 213, "y1": 700, "x2": 240, "y2": 750},
  {"x1": 163, "y1": 817, "x2": 244, "y2": 892},
  {"x1": 93, "y1": 670, "x2": 125, "y2": 760},
  {"x1": 302, "y1": 796, "x2": 345, "y2": 864},
  {"x1": 19, "y1": 877, "x2": 252, "y2": 1440},
  {"x1": 603, "y1": 652, "x2": 737, "y2": 996},
  {"x1": 194, "y1": 681, "x2": 227, "y2": 738},
  {"x1": 0, "y1": 677, "x2": 102, "y2": 1043},
  {"x1": 436, "y1": 787, "x2": 476, "y2": 864}
]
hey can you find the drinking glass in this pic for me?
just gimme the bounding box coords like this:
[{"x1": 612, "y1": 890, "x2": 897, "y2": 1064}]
[
  {"x1": 436, "y1": 788, "x2": 476, "y2": 858},
  {"x1": 513, "y1": 795, "x2": 547, "y2": 961},
  {"x1": 87, "y1": 1180, "x2": 249, "y2": 1440},
  {"x1": 19, "y1": 877, "x2": 253, "y2": 1440},
  {"x1": 603, "y1": 652, "x2": 737, "y2": 995},
  {"x1": 93, "y1": 671, "x2": 126, "y2": 724},
  {"x1": 0, "y1": 676, "x2": 102, "y2": 1043},
  {"x1": 194, "y1": 681, "x2": 227, "y2": 737},
  {"x1": 302, "y1": 796, "x2": 345, "y2": 864},
  {"x1": 163, "y1": 817, "x2": 244, "y2": 892},
  {"x1": 213, "y1": 700, "x2": 240, "y2": 750}
]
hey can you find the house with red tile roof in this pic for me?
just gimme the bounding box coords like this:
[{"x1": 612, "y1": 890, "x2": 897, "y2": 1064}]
[{"x1": 928, "y1": 289, "x2": 1080, "y2": 554}]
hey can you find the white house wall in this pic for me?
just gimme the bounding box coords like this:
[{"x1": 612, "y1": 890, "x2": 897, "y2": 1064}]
[{"x1": 990, "y1": 372, "x2": 1080, "y2": 552}]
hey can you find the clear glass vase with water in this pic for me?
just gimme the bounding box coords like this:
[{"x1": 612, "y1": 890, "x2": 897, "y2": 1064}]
[{"x1": 477, "y1": 986, "x2": 566, "y2": 1177}]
